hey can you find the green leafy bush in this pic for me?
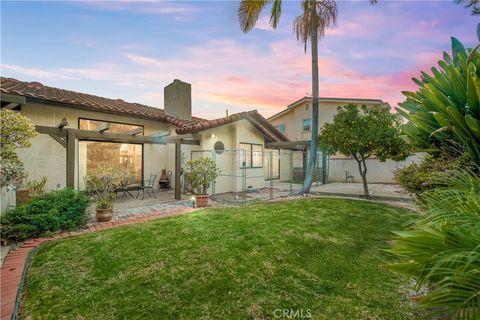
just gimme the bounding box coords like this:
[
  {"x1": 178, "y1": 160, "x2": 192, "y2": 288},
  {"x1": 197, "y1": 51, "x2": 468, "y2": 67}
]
[
  {"x1": 387, "y1": 169, "x2": 480, "y2": 319},
  {"x1": 394, "y1": 151, "x2": 473, "y2": 199},
  {"x1": 0, "y1": 188, "x2": 88, "y2": 243},
  {"x1": 84, "y1": 165, "x2": 125, "y2": 209},
  {"x1": 186, "y1": 157, "x2": 220, "y2": 195}
]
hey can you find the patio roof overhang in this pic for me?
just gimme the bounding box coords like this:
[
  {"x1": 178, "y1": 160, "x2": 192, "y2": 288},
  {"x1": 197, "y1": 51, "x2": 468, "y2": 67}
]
[
  {"x1": 35, "y1": 125, "x2": 200, "y2": 200},
  {"x1": 265, "y1": 141, "x2": 310, "y2": 150}
]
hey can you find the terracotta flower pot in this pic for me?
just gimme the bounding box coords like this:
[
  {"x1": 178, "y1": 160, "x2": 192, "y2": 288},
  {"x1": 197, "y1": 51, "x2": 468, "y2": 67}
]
[
  {"x1": 96, "y1": 207, "x2": 113, "y2": 222},
  {"x1": 195, "y1": 195, "x2": 209, "y2": 208}
]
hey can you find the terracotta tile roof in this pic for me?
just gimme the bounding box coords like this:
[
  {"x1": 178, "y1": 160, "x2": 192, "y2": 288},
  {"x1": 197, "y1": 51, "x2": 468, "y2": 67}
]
[
  {"x1": 0, "y1": 77, "x2": 202, "y2": 127},
  {"x1": 177, "y1": 110, "x2": 289, "y2": 143},
  {"x1": 0, "y1": 77, "x2": 288, "y2": 143}
]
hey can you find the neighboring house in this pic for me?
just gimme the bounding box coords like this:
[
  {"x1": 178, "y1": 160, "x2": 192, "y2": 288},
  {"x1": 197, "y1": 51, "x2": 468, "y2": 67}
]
[
  {"x1": 268, "y1": 96, "x2": 423, "y2": 183},
  {"x1": 0, "y1": 77, "x2": 288, "y2": 198}
]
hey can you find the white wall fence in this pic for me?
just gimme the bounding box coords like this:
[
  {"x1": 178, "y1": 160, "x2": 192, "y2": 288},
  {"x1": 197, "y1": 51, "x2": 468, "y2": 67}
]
[{"x1": 328, "y1": 153, "x2": 425, "y2": 183}]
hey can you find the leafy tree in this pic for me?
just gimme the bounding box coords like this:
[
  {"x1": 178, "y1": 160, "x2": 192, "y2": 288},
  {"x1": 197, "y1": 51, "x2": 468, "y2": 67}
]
[
  {"x1": 0, "y1": 109, "x2": 37, "y2": 188},
  {"x1": 238, "y1": 0, "x2": 338, "y2": 193},
  {"x1": 318, "y1": 104, "x2": 410, "y2": 197}
]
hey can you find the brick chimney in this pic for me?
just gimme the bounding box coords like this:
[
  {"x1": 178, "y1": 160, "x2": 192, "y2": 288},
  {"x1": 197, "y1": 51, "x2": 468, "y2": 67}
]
[{"x1": 164, "y1": 79, "x2": 192, "y2": 120}]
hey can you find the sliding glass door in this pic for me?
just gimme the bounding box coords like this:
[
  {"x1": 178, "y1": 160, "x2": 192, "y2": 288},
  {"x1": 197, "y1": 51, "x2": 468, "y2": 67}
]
[{"x1": 79, "y1": 141, "x2": 143, "y2": 189}]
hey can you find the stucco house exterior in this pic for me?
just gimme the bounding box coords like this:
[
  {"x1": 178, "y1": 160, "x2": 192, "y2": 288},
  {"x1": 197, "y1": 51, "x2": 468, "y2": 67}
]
[
  {"x1": 268, "y1": 96, "x2": 423, "y2": 183},
  {"x1": 0, "y1": 77, "x2": 289, "y2": 199}
]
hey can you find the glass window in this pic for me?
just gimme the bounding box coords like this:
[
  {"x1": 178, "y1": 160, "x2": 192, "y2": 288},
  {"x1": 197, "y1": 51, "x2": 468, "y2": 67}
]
[
  {"x1": 252, "y1": 144, "x2": 263, "y2": 168},
  {"x1": 276, "y1": 123, "x2": 286, "y2": 134},
  {"x1": 239, "y1": 143, "x2": 251, "y2": 168},
  {"x1": 306, "y1": 104, "x2": 310, "y2": 111},
  {"x1": 79, "y1": 141, "x2": 143, "y2": 189},
  {"x1": 79, "y1": 119, "x2": 143, "y2": 135},
  {"x1": 303, "y1": 118, "x2": 311, "y2": 131},
  {"x1": 239, "y1": 143, "x2": 263, "y2": 168}
]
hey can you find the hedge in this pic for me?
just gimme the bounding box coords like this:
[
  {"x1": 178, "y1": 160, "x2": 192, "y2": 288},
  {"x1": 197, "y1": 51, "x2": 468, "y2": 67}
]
[{"x1": 1, "y1": 188, "x2": 88, "y2": 243}]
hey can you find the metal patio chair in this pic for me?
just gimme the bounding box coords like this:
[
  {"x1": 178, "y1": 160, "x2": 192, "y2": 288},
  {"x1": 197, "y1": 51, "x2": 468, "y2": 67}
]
[
  {"x1": 138, "y1": 174, "x2": 158, "y2": 200},
  {"x1": 345, "y1": 171, "x2": 354, "y2": 183}
]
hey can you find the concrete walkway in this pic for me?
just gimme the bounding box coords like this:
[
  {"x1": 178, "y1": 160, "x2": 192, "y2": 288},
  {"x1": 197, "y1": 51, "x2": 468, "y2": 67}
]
[{"x1": 311, "y1": 183, "x2": 411, "y2": 201}]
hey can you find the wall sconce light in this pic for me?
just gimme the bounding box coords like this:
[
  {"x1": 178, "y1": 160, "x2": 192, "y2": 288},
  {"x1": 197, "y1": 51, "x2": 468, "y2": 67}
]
[{"x1": 210, "y1": 133, "x2": 216, "y2": 138}]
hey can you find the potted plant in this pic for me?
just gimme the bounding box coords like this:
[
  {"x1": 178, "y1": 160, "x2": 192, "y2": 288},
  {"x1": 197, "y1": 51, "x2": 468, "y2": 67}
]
[
  {"x1": 186, "y1": 156, "x2": 220, "y2": 207},
  {"x1": 85, "y1": 165, "x2": 125, "y2": 222}
]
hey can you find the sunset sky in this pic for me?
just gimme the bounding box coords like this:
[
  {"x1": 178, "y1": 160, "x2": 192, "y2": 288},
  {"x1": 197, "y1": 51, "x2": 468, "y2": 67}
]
[{"x1": 1, "y1": 1, "x2": 478, "y2": 119}]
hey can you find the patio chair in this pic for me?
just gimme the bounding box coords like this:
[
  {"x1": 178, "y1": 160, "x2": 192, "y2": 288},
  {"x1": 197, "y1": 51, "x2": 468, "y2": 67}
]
[
  {"x1": 138, "y1": 174, "x2": 158, "y2": 200},
  {"x1": 345, "y1": 171, "x2": 354, "y2": 183}
]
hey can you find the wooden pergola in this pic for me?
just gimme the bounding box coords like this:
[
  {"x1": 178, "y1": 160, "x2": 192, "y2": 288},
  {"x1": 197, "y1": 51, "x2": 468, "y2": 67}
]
[{"x1": 35, "y1": 125, "x2": 200, "y2": 200}]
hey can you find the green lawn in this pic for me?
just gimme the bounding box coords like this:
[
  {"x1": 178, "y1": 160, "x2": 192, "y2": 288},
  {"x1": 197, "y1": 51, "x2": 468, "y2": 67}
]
[{"x1": 21, "y1": 198, "x2": 415, "y2": 319}]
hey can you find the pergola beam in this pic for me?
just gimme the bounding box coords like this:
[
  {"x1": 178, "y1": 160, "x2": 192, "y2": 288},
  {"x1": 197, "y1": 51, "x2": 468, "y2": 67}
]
[
  {"x1": 48, "y1": 134, "x2": 67, "y2": 148},
  {"x1": 127, "y1": 127, "x2": 144, "y2": 136},
  {"x1": 35, "y1": 125, "x2": 200, "y2": 145},
  {"x1": 1, "y1": 93, "x2": 26, "y2": 104},
  {"x1": 66, "y1": 129, "x2": 75, "y2": 188},
  {"x1": 175, "y1": 141, "x2": 182, "y2": 200},
  {"x1": 3, "y1": 103, "x2": 19, "y2": 110},
  {"x1": 150, "y1": 130, "x2": 170, "y2": 137},
  {"x1": 265, "y1": 141, "x2": 309, "y2": 150},
  {"x1": 96, "y1": 122, "x2": 111, "y2": 132}
]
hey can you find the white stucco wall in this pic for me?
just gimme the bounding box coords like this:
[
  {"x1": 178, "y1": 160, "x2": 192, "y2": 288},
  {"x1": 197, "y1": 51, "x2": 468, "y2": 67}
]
[
  {"x1": 16, "y1": 102, "x2": 177, "y2": 191},
  {"x1": 269, "y1": 100, "x2": 383, "y2": 142},
  {"x1": 187, "y1": 120, "x2": 266, "y2": 194},
  {"x1": 328, "y1": 153, "x2": 426, "y2": 183}
]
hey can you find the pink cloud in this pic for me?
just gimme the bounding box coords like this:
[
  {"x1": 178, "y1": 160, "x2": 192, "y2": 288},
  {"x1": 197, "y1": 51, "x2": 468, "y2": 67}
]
[{"x1": 3, "y1": 33, "x2": 444, "y2": 118}]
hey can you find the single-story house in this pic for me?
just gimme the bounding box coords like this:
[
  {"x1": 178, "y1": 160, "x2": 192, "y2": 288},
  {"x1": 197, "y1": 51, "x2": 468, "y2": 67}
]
[{"x1": 0, "y1": 77, "x2": 289, "y2": 199}]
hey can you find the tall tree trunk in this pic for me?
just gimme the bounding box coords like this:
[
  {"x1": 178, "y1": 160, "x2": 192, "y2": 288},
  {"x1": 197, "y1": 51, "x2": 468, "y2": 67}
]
[
  {"x1": 358, "y1": 157, "x2": 369, "y2": 197},
  {"x1": 302, "y1": 3, "x2": 319, "y2": 193}
]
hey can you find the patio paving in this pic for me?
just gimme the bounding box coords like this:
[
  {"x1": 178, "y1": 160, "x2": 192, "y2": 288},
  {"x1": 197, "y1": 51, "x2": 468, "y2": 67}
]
[
  {"x1": 85, "y1": 189, "x2": 194, "y2": 223},
  {"x1": 310, "y1": 182, "x2": 411, "y2": 201}
]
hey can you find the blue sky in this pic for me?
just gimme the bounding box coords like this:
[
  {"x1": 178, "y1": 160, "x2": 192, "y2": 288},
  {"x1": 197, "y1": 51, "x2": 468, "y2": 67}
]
[{"x1": 1, "y1": 1, "x2": 478, "y2": 118}]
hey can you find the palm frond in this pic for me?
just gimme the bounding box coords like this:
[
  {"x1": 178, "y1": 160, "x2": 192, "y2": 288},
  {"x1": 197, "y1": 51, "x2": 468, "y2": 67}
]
[
  {"x1": 294, "y1": 0, "x2": 337, "y2": 50},
  {"x1": 238, "y1": 0, "x2": 271, "y2": 33},
  {"x1": 270, "y1": 0, "x2": 282, "y2": 29},
  {"x1": 387, "y1": 168, "x2": 480, "y2": 319}
]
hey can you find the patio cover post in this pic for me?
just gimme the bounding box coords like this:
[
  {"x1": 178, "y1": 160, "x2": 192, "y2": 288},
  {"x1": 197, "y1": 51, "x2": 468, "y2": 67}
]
[
  {"x1": 66, "y1": 129, "x2": 76, "y2": 188},
  {"x1": 175, "y1": 141, "x2": 181, "y2": 200}
]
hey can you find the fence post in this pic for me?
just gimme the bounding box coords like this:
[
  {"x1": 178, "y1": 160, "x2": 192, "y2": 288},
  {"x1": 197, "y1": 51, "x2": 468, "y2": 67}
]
[{"x1": 289, "y1": 150, "x2": 293, "y2": 194}]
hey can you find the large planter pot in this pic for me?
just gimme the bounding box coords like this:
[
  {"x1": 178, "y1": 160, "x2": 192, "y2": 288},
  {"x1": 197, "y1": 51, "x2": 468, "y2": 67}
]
[
  {"x1": 96, "y1": 207, "x2": 113, "y2": 222},
  {"x1": 195, "y1": 195, "x2": 209, "y2": 208}
]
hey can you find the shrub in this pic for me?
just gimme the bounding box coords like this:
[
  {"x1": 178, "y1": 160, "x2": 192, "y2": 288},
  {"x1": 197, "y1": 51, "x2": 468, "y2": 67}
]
[
  {"x1": 387, "y1": 169, "x2": 480, "y2": 319},
  {"x1": 186, "y1": 157, "x2": 220, "y2": 195},
  {"x1": 396, "y1": 34, "x2": 480, "y2": 165},
  {"x1": 0, "y1": 188, "x2": 88, "y2": 243},
  {"x1": 0, "y1": 109, "x2": 37, "y2": 188},
  {"x1": 85, "y1": 165, "x2": 125, "y2": 209},
  {"x1": 394, "y1": 151, "x2": 473, "y2": 199}
]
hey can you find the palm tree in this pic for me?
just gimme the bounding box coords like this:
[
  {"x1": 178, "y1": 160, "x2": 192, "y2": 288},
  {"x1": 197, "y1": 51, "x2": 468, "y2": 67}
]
[{"x1": 238, "y1": 0, "x2": 337, "y2": 193}]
